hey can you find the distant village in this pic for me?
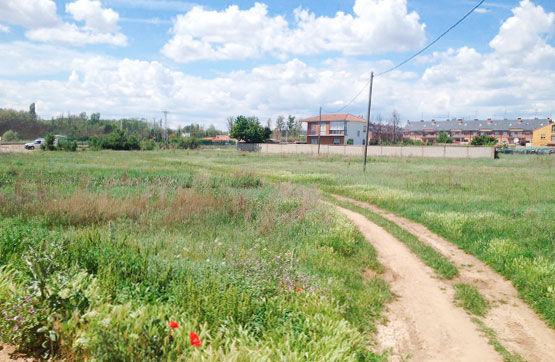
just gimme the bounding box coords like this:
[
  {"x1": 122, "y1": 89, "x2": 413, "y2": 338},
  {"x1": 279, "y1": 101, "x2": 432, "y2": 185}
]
[{"x1": 300, "y1": 113, "x2": 555, "y2": 148}]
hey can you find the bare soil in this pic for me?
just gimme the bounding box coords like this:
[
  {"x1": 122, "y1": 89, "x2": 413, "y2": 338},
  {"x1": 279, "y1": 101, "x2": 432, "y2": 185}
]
[
  {"x1": 0, "y1": 345, "x2": 33, "y2": 362},
  {"x1": 334, "y1": 195, "x2": 555, "y2": 362}
]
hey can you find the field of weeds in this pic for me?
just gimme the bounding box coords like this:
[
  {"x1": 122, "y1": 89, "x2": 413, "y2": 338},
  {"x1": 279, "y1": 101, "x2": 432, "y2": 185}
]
[
  {"x1": 176, "y1": 150, "x2": 555, "y2": 328},
  {"x1": 0, "y1": 151, "x2": 390, "y2": 361}
]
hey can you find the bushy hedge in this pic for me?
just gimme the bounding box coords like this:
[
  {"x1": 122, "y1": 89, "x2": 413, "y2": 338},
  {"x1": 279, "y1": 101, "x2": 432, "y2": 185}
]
[{"x1": 89, "y1": 129, "x2": 140, "y2": 151}]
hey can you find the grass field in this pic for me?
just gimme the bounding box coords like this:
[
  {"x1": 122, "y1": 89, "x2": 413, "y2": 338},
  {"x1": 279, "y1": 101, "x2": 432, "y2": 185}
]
[
  {"x1": 0, "y1": 151, "x2": 391, "y2": 361},
  {"x1": 0, "y1": 149, "x2": 553, "y2": 360},
  {"x1": 173, "y1": 149, "x2": 554, "y2": 327}
]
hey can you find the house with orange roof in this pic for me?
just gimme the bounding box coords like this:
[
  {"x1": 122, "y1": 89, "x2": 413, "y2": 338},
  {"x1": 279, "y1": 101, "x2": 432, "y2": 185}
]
[{"x1": 301, "y1": 113, "x2": 368, "y2": 146}]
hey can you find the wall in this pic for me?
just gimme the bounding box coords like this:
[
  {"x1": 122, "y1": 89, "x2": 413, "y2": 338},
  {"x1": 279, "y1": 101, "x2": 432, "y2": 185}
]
[
  {"x1": 345, "y1": 123, "x2": 366, "y2": 145},
  {"x1": 237, "y1": 143, "x2": 495, "y2": 159},
  {"x1": 532, "y1": 123, "x2": 555, "y2": 146}
]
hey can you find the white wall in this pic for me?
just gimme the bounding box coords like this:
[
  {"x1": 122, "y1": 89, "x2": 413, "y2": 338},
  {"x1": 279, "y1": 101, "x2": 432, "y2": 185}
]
[{"x1": 345, "y1": 123, "x2": 366, "y2": 145}]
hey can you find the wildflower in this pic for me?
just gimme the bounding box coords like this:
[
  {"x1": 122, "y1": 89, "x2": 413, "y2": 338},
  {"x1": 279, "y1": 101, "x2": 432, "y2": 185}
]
[
  {"x1": 13, "y1": 326, "x2": 19, "y2": 331},
  {"x1": 189, "y1": 332, "x2": 201, "y2": 347},
  {"x1": 169, "y1": 321, "x2": 179, "y2": 329},
  {"x1": 297, "y1": 287, "x2": 302, "y2": 292},
  {"x1": 29, "y1": 308, "x2": 35, "y2": 314},
  {"x1": 25, "y1": 297, "x2": 31, "y2": 303},
  {"x1": 1, "y1": 310, "x2": 6, "y2": 315}
]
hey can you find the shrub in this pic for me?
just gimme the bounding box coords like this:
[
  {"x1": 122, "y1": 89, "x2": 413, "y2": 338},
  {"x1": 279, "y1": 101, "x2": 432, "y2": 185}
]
[
  {"x1": 230, "y1": 116, "x2": 269, "y2": 143},
  {"x1": 141, "y1": 139, "x2": 156, "y2": 151},
  {"x1": 2, "y1": 130, "x2": 19, "y2": 142},
  {"x1": 88, "y1": 129, "x2": 140, "y2": 151},
  {"x1": 42, "y1": 133, "x2": 56, "y2": 151},
  {"x1": 178, "y1": 137, "x2": 200, "y2": 150},
  {"x1": 471, "y1": 135, "x2": 497, "y2": 146},
  {"x1": 437, "y1": 132, "x2": 454, "y2": 144},
  {"x1": 58, "y1": 140, "x2": 78, "y2": 152}
]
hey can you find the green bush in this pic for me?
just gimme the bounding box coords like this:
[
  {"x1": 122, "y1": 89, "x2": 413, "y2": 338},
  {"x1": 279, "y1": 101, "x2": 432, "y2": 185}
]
[
  {"x1": 1, "y1": 130, "x2": 19, "y2": 142},
  {"x1": 178, "y1": 137, "x2": 200, "y2": 150},
  {"x1": 140, "y1": 139, "x2": 156, "y2": 151},
  {"x1": 437, "y1": 132, "x2": 453, "y2": 144},
  {"x1": 58, "y1": 140, "x2": 78, "y2": 152},
  {"x1": 471, "y1": 135, "x2": 497, "y2": 146},
  {"x1": 88, "y1": 129, "x2": 140, "y2": 151}
]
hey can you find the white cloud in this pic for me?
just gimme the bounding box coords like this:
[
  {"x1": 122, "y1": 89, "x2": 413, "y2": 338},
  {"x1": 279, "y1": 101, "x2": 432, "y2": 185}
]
[
  {"x1": 162, "y1": 0, "x2": 426, "y2": 63},
  {"x1": 67, "y1": 0, "x2": 120, "y2": 33},
  {"x1": 0, "y1": 0, "x2": 59, "y2": 29},
  {"x1": 26, "y1": 22, "x2": 127, "y2": 46},
  {"x1": 0, "y1": 24, "x2": 10, "y2": 33},
  {"x1": 474, "y1": 8, "x2": 490, "y2": 14},
  {"x1": 0, "y1": 0, "x2": 127, "y2": 46},
  {"x1": 489, "y1": 0, "x2": 555, "y2": 67},
  {"x1": 1, "y1": 1, "x2": 554, "y2": 127}
]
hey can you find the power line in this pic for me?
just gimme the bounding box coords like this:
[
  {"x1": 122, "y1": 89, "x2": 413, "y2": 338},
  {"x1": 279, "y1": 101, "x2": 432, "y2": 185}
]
[
  {"x1": 376, "y1": 0, "x2": 485, "y2": 77},
  {"x1": 323, "y1": 0, "x2": 485, "y2": 114}
]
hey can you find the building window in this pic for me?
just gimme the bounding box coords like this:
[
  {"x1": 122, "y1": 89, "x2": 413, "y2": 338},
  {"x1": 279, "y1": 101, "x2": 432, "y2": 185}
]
[
  {"x1": 333, "y1": 137, "x2": 341, "y2": 145},
  {"x1": 357, "y1": 130, "x2": 360, "y2": 137},
  {"x1": 552, "y1": 125, "x2": 555, "y2": 132},
  {"x1": 541, "y1": 134, "x2": 546, "y2": 140},
  {"x1": 552, "y1": 135, "x2": 555, "y2": 141},
  {"x1": 320, "y1": 122, "x2": 326, "y2": 135},
  {"x1": 311, "y1": 138, "x2": 318, "y2": 145},
  {"x1": 329, "y1": 122, "x2": 344, "y2": 135}
]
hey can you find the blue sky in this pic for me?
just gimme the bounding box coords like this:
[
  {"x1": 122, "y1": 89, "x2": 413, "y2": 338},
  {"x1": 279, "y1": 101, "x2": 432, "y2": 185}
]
[{"x1": 0, "y1": 0, "x2": 554, "y2": 128}]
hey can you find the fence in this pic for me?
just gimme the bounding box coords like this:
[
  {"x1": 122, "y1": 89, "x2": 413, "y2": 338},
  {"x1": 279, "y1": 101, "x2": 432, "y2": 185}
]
[{"x1": 236, "y1": 143, "x2": 495, "y2": 159}]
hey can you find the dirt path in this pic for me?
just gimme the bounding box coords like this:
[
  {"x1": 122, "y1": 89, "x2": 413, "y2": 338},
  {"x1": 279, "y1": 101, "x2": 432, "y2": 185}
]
[
  {"x1": 334, "y1": 195, "x2": 555, "y2": 362},
  {"x1": 0, "y1": 345, "x2": 32, "y2": 362},
  {"x1": 336, "y1": 205, "x2": 501, "y2": 361}
]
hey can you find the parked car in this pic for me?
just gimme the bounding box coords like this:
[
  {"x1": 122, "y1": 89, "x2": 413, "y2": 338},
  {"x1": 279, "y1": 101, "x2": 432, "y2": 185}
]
[{"x1": 24, "y1": 138, "x2": 45, "y2": 150}]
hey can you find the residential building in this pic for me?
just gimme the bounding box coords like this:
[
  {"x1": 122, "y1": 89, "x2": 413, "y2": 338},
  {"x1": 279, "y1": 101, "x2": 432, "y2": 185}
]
[
  {"x1": 302, "y1": 114, "x2": 368, "y2": 145},
  {"x1": 532, "y1": 121, "x2": 555, "y2": 147},
  {"x1": 404, "y1": 118, "x2": 551, "y2": 146}
]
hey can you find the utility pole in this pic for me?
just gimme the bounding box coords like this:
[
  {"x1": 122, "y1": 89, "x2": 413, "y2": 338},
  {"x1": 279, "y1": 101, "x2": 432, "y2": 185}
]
[
  {"x1": 317, "y1": 106, "x2": 322, "y2": 155},
  {"x1": 163, "y1": 111, "x2": 168, "y2": 141},
  {"x1": 363, "y1": 72, "x2": 374, "y2": 172}
]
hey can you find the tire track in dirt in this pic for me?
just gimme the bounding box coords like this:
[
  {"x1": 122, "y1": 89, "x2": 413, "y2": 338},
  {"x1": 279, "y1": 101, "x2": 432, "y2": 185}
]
[
  {"x1": 334, "y1": 195, "x2": 555, "y2": 362},
  {"x1": 335, "y1": 205, "x2": 502, "y2": 362}
]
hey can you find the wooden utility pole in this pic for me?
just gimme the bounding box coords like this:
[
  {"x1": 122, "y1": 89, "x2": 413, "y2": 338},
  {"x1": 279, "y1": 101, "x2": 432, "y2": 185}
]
[
  {"x1": 317, "y1": 106, "x2": 322, "y2": 155},
  {"x1": 363, "y1": 72, "x2": 374, "y2": 172}
]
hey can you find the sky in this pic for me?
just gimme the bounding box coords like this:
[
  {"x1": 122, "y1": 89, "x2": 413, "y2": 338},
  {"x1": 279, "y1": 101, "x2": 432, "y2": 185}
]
[{"x1": 0, "y1": 0, "x2": 554, "y2": 129}]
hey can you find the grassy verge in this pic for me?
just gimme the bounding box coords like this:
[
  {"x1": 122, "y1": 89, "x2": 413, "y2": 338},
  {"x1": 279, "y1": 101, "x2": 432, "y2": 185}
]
[
  {"x1": 0, "y1": 151, "x2": 391, "y2": 361},
  {"x1": 471, "y1": 318, "x2": 527, "y2": 362},
  {"x1": 454, "y1": 283, "x2": 489, "y2": 317},
  {"x1": 329, "y1": 196, "x2": 459, "y2": 279}
]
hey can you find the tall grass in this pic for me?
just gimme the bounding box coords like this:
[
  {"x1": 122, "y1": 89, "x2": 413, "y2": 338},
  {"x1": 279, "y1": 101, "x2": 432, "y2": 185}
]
[{"x1": 0, "y1": 152, "x2": 391, "y2": 360}]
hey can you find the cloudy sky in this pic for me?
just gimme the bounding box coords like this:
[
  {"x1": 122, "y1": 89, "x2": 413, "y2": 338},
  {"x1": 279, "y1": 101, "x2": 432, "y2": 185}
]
[{"x1": 0, "y1": 0, "x2": 554, "y2": 128}]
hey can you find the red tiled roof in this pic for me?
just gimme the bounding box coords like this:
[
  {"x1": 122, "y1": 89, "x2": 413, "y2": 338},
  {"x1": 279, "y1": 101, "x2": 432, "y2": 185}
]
[{"x1": 301, "y1": 113, "x2": 366, "y2": 123}]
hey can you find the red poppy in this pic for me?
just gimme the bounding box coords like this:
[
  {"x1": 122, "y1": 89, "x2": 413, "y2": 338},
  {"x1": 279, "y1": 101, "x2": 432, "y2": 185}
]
[
  {"x1": 296, "y1": 287, "x2": 302, "y2": 292},
  {"x1": 169, "y1": 321, "x2": 179, "y2": 329},
  {"x1": 189, "y1": 332, "x2": 202, "y2": 347}
]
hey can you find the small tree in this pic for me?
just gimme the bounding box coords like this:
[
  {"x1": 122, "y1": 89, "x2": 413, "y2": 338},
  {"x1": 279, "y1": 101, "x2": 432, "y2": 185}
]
[
  {"x1": 43, "y1": 133, "x2": 56, "y2": 151},
  {"x1": 437, "y1": 132, "x2": 453, "y2": 144},
  {"x1": 2, "y1": 130, "x2": 19, "y2": 142},
  {"x1": 471, "y1": 135, "x2": 497, "y2": 146},
  {"x1": 275, "y1": 115, "x2": 285, "y2": 137},
  {"x1": 230, "y1": 116, "x2": 269, "y2": 143}
]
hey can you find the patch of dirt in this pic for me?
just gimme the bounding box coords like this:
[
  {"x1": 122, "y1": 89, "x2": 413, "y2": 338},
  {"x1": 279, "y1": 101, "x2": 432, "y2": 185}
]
[
  {"x1": 334, "y1": 195, "x2": 555, "y2": 362},
  {"x1": 0, "y1": 345, "x2": 33, "y2": 362},
  {"x1": 336, "y1": 205, "x2": 502, "y2": 362}
]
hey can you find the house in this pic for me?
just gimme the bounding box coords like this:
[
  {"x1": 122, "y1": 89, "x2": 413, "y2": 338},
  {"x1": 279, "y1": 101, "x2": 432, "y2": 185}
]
[
  {"x1": 301, "y1": 113, "x2": 368, "y2": 145},
  {"x1": 404, "y1": 118, "x2": 551, "y2": 146},
  {"x1": 532, "y1": 120, "x2": 555, "y2": 147},
  {"x1": 201, "y1": 134, "x2": 236, "y2": 144}
]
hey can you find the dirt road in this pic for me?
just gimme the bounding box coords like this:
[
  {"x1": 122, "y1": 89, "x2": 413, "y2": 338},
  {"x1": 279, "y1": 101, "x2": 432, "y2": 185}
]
[{"x1": 334, "y1": 195, "x2": 555, "y2": 362}]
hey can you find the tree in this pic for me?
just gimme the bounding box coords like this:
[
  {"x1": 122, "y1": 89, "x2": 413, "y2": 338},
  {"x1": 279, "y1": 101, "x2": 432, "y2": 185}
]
[
  {"x1": 437, "y1": 132, "x2": 453, "y2": 144},
  {"x1": 2, "y1": 130, "x2": 19, "y2": 142},
  {"x1": 29, "y1": 103, "x2": 36, "y2": 118},
  {"x1": 226, "y1": 116, "x2": 235, "y2": 133},
  {"x1": 266, "y1": 118, "x2": 272, "y2": 130},
  {"x1": 276, "y1": 115, "x2": 285, "y2": 136},
  {"x1": 230, "y1": 116, "x2": 269, "y2": 143},
  {"x1": 79, "y1": 112, "x2": 88, "y2": 120},
  {"x1": 390, "y1": 110, "x2": 400, "y2": 143},
  {"x1": 470, "y1": 135, "x2": 497, "y2": 146},
  {"x1": 90, "y1": 113, "x2": 100, "y2": 123}
]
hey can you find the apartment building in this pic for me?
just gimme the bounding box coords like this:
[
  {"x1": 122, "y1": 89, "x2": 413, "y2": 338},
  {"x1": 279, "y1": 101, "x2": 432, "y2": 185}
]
[
  {"x1": 302, "y1": 114, "x2": 367, "y2": 145},
  {"x1": 404, "y1": 118, "x2": 552, "y2": 146}
]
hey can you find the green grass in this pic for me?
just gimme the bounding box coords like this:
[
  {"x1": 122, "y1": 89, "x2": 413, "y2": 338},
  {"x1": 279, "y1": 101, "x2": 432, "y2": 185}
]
[
  {"x1": 329, "y1": 196, "x2": 459, "y2": 279},
  {"x1": 163, "y1": 150, "x2": 554, "y2": 327},
  {"x1": 454, "y1": 283, "x2": 489, "y2": 317},
  {"x1": 471, "y1": 318, "x2": 527, "y2": 362},
  {"x1": 0, "y1": 150, "x2": 391, "y2": 361}
]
